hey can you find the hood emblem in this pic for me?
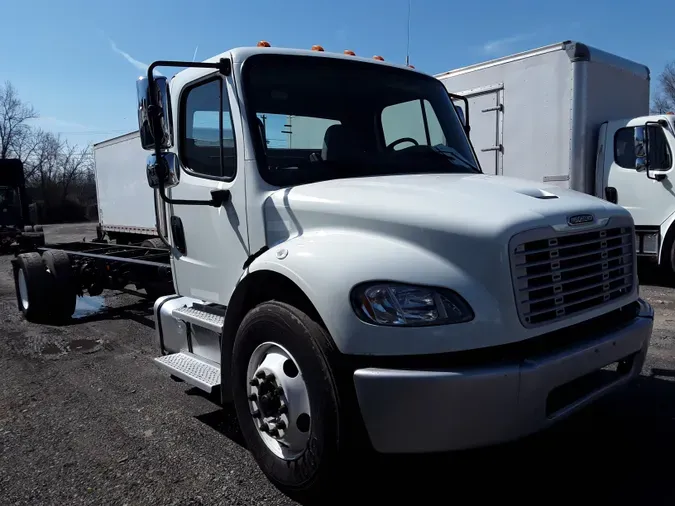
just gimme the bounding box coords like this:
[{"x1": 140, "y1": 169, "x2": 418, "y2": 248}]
[{"x1": 567, "y1": 213, "x2": 595, "y2": 226}]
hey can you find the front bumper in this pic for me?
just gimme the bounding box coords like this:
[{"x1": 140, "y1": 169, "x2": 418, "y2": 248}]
[{"x1": 353, "y1": 298, "x2": 654, "y2": 454}]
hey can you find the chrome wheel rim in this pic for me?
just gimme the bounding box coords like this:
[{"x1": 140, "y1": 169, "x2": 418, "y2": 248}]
[
  {"x1": 18, "y1": 269, "x2": 29, "y2": 310},
  {"x1": 246, "y1": 342, "x2": 311, "y2": 460}
]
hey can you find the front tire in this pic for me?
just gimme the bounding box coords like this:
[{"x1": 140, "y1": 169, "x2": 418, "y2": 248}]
[{"x1": 231, "y1": 302, "x2": 345, "y2": 501}]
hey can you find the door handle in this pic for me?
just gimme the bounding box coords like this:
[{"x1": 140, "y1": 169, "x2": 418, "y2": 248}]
[
  {"x1": 605, "y1": 187, "x2": 618, "y2": 204},
  {"x1": 481, "y1": 104, "x2": 503, "y2": 113},
  {"x1": 170, "y1": 216, "x2": 187, "y2": 255},
  {"x1": 481, "y1": 145, "x2": 503, "y2": 152}
]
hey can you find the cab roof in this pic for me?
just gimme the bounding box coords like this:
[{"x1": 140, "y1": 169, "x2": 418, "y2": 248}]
[{"x1": 173, "y1": 45, "x2": 419, "y2": 83}]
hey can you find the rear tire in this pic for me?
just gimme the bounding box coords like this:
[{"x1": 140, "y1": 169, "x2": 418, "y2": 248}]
[
  {"x1": 231, "y1": 301, "x2": 347, "y2": 502},
  {"x1": 14, "y1": 252, "x2": 51, "y2": 322},
  {"x1": 141, "y1": 238, "x2": 167, "y2": 249},
  {"x1": 42, "y1": 250, "x2": 76, "y2": 320},
  {"x1": 141, "y1": 238, "x2": 172, "y2": 300}
]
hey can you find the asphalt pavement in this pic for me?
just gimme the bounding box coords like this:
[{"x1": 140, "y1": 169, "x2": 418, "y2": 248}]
[{"x1": 0, "y1": 223, "x2": 674, "y2": 505}]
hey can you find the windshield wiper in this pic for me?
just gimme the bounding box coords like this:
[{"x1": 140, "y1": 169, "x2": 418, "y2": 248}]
[{"x1": 430, "y1": 144, "x2": 481, "y2": 173}]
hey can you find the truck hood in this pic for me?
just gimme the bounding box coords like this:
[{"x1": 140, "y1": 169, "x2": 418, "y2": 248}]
[
  {"x1": 262, "y1": 173, "x2": 634, "y2": 351},
  {"x1": 264, "y1": 173, "x2": 624, "y2": 245}
]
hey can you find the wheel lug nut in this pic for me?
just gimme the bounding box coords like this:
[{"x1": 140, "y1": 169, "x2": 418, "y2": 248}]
[
  {"x1": 269, "y1": 427, "x2": 279, "y2": 437},
  {"x1": 276, "y1": 420, "x2": 286, "y2": 430},
  {"x1": 249, "y1": 379, "x2": 259, "y2": 387},
  {"x1": 279, "y1": 404, "x2": 288, "y2": 414},
  {"x1": 251, "y1": 409, "x2": 260, "y2": 418},
  {"x1": 275, "y1": 386, "x2": 284, "y2": 395},
  {"x1": 248, "y1": 393, "x2": 257, "y2": 401},
  {"x1": 260, "y1": 422, "x2": 269, "y2": 432},
  {"x1": 255, "y1": 371, "x2": 266, "y2": 379}
]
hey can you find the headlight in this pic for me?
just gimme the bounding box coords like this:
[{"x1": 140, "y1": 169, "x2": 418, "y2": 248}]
[{"x1": 350, "y1": 282, "x2": 474, "y2": 326}]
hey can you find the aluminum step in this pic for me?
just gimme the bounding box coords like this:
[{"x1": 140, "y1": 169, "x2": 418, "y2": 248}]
[
  {"x1": 172, "y1": 305, "x2": 224, "y2": 333},
  {"x1": 154, "y1": 352, "x2": 221, "y2": 393}
]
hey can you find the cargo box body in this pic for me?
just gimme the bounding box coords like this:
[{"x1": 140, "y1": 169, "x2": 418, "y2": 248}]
[
  {"x1": 437, "y1": 41, "x2": 650, "y2": 195},
  {"x1": 93, "y1": 131, "x2": 157, "y2": 238}
]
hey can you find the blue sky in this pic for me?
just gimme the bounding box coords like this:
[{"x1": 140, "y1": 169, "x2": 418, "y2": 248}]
[{"x1": 3, "y1": 0, "x2": 675, "y2": 148}]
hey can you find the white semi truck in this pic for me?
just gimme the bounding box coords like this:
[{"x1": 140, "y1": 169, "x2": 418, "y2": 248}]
[
  {"x1": 12, "y1": 43, "x2": 653, "y2": 499},
  {"x1": 437, "y1": 40, "x2": 675, "y2": 274}
]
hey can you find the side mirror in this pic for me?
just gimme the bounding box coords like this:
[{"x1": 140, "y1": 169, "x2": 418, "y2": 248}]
[
  {"x1": 455, "y1": 105, "x2": 466, "y2": 127},
  {"x1": 634, "y1": 125, "x2": 648, "y2": 172},
  {"x1": 449, "y1": 93, "x2": 470, "y2": 135},
  {"x1": 147, "y1": 152, "x2": 179, "y2": 190},
  {"x1": 137, "y1": 76, "x2": 174, "y2": 151}
]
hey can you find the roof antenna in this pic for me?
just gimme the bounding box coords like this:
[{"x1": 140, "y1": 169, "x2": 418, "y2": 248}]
[{"x1": 405, "y1": 0, "x2": 411, "y2": 66}]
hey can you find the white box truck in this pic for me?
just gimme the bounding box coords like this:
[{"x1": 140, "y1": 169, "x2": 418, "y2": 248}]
[
  {"x1": 438, "y1": 40, "x2": 675, "y2": 273},
  {"x1": 93, "y1": 131, "x2": 160, "y2": 244},
  {"x1": 12, "y1": 43, "x2": 653, "y2": 500}
]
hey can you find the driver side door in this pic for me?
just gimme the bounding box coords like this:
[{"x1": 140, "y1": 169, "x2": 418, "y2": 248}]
[
  {"x1": 605, "y1": 120, "x2": 675, "y2": 228},
  {"x1": 167, "y1": 72, "x2": 250, "y2": 305}
]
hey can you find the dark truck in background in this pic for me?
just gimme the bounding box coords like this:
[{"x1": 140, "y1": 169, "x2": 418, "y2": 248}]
[{"x1": 0, "y1": 159, "x2": 44, "y2": 254}]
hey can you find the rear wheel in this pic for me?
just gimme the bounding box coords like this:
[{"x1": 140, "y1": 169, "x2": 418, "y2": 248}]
[
  {"x1": 231, "y1": 302, "x2": 347, "y2": 501},
  {"x1": 141, "y1": 238, "x2": 172, "y2": 300},
  {"x1": 14, "y1": 252, "x2": 51, "y2": 322},
  {"x1": 42, "y1": 250, "x2": 76, "y2": 321}
]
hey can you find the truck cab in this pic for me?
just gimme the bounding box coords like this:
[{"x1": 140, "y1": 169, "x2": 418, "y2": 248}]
[
  {"x1": 0, "y1": 159, "x2": 42, "y2": 253},
  {"x1": 596, "y1": 114, "x2": 675, "y2": 268},
  {"x1": 49, "y1": 43, "x2": 652, "y2": 498}
]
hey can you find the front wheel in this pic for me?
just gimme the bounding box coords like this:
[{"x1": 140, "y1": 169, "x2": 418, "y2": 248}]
[{"x1": 231, "y1": 302, "x2": 346, "y2": 501}]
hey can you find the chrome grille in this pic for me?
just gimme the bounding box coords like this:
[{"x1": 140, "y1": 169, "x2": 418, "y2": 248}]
[{"x1": 510, "y1": 224, "x2": 635, "y2": 327}]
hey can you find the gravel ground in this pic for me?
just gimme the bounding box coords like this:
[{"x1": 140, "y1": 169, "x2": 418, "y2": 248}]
[{"x1": 0, "y1": 223, "x2": 674, "y2": 505}]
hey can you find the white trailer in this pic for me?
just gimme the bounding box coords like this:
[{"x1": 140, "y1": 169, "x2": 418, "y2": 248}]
[
  {"x1": 93, "y1": 131, "x2": 159, "y2": 243},
  {"x1": 438, "y1": 41, "x2": 675, "y2": 272}
]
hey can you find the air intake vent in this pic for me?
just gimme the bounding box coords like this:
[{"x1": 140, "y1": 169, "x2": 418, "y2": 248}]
[
  {"x1": 514, "y1": 188, "x2": 559, "y2": 199},
  {"x1": 509, "y1": 218, "x2": 635, "y2": 327}
]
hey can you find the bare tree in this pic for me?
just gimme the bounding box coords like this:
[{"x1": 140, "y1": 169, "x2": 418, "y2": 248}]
[
  {"x1": 0, "y1": 81, "x2": 97, "y2": 222},
  {"x1": 652, "y1": 62, "x2": 675, "y2": 113},
  {"x1": 0, "y1": 81, "x2": 38, "y2": 159},
  {"x1": 58, "y1": 142, "x2": 93, "y2": 205},
  {"x1": 27, "y1": 130, "x2": 64, "y2": 205}
]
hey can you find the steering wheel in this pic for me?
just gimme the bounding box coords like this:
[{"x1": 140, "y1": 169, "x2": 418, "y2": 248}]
[{"x1": 386, "y1": 137, "x2": 419, "y2": 151}]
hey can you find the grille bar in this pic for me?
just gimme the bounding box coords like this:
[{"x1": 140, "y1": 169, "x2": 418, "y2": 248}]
[
  {"x1": 521, "y1": 272, "x2": 633, "y2": 305},
  {"x1": 516, "y1": 253, "x2": 632, "y2": 281},
  {"x1": 513, "y1": 232, "x2": 632, "y2": 257},
  {"x1": 514, "y1": 243, "x2": 627, "y2": 269},
  {"x1": 518, "y1": 264, "x2": 629, "y2": 292},
  {"x1": 510, "y1": 222, "x2": 635, "y2": 327}
]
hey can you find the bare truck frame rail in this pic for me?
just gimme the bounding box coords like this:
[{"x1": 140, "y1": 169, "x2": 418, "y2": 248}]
[{"x1": 12, "y1": 238, "x2": 173, "y2": 322}]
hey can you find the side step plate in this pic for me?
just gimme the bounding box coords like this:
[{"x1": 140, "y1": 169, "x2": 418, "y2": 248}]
[
  {"x1": 172, "y1": 306, "x2": 224, "y2": 333},
  {"x1": 154, "y1": 352, "x2": 221, "y2": 393}
]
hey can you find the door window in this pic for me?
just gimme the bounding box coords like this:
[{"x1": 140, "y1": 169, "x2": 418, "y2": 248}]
[
  {"x1": 614, "y1": 126, "x2": 672, "y2": 170},
  {"x1": 180, "y1": 78, "x2": 237, "y2": 179}
]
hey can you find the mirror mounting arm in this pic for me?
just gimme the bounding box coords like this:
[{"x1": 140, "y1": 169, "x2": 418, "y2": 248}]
[
  {"x1": 158, "y1": 183, "x2": 230, "y2": 208},
  {"x1": 146, "y1": 58, "x2": 233, "y2": 208},
  {"x1": 642, "y1": 121, "x2": 670, "y2": 182}
]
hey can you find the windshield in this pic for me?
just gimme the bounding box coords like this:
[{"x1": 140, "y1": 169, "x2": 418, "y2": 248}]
[{"x1": 242, "y1": 54, "x2": 480, "y2": 187}]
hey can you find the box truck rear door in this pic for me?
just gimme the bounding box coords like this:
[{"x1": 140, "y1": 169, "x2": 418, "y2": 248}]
[{"x1": 451, "y1": 84, "x2": 503, "y2": 175}]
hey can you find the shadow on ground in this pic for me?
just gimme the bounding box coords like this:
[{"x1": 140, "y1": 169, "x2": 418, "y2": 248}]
[
  {"x1": 193, "y1": 373, "x2": 675, "y2": 505},
  {"x1": 58, "y1": 298, "x2": 155, "y2": 329},
  {"x1": 638, "y1": 260, "x2": 675, "y2": 288}
]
